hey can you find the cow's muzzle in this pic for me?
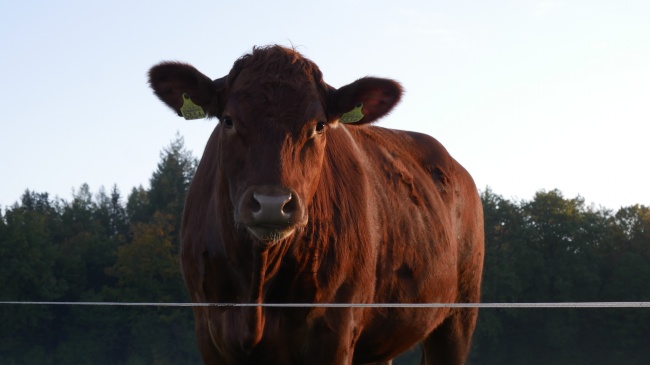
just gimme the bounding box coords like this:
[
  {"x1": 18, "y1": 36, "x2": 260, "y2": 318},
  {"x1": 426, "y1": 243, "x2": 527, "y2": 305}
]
[{"x1": 238, "y1": 185, "x2": 306, "y2": 242}]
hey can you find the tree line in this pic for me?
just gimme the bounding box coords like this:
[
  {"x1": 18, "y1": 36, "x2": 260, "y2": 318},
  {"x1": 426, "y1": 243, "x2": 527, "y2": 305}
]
[
  {"x1": 1, "y1": 135, "x2": 648, "y2": 364},
  {"x1": 0, "y1": 136, "x2": 198, "y2": 365},
  {"x1": 468, "y1": 187, "x2": 650, "y2": 365}
]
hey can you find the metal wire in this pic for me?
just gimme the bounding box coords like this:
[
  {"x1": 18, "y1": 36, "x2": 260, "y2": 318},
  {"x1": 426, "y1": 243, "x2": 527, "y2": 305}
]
[{"x1": 1, "y1": 301, "x2": 649, "y2": 308}]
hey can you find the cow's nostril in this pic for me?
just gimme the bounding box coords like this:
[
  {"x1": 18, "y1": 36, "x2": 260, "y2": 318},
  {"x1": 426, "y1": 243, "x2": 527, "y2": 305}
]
[
  {"x1": 250, "y1": 194, "x2": 262, "y2": 214},
  {"x1": 281, "y1": 196, "x2": 296, "y2": 216}
]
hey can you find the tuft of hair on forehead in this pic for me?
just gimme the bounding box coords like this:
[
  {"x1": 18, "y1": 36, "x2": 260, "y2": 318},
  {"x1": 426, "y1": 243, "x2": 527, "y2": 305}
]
[{"x1": 227, "y1": 45, "x2": 325, "y2": 89}]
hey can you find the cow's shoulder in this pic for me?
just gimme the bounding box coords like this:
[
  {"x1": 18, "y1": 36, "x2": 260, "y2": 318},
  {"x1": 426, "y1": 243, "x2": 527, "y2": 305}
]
[
  {"x1": 401, "y1": 129, "x2": 458, "y2": 194},
  {"x1": 356, "y1": 127, "x2": 458, "y2": 192}
]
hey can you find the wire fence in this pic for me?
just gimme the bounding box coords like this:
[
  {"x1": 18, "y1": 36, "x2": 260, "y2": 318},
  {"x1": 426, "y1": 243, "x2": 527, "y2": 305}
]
[{"x1": 1, "y1": 301, "x2": 649, "y2": 308}]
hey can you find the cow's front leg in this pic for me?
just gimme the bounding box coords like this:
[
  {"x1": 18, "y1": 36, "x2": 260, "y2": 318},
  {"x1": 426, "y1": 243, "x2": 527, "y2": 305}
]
[
  {"x1": 301, "y1": 308, "x2": 363, "y2": 365},
  {"x1": 195, "y1": 316, "x2": 230, "y2": 365}
]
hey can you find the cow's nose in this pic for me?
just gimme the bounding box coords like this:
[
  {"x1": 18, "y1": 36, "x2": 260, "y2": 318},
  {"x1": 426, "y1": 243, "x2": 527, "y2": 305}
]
[
  {"x1": 251, "y1": 192, "x2": 295, "y2": 225},
  {"x1": 239, "y1": 186, "x2": 306, "y2": 242}
]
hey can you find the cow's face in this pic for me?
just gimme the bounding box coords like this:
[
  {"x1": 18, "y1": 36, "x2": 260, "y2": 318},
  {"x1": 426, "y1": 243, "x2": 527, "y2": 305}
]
[
  {"x1": 149, "y1": 46, "x2": 402, "y2": 245},
  {"x1": 217, "y1": 66, "x2": 329, "y2": 243}
]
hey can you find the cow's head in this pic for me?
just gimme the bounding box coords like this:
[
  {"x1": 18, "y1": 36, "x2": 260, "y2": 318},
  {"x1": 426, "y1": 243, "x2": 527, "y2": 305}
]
[{"x1": 149, "y1": 45, "x2": 401, "y2": 245}]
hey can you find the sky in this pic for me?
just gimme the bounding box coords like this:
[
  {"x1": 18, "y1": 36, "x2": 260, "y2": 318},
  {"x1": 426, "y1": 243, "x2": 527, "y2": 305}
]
[{"x1": 1, "y1": 0, "x2": 648, "y2": 211}]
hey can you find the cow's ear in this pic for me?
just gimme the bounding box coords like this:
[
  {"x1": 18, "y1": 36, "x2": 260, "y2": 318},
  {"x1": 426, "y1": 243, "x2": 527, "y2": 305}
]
[
  {"x1": 148, "y1": 62, "x2": 225, "y2": 118},
  {"x1": 329, "y1": 77, "x2": 402, "y2": 125}
]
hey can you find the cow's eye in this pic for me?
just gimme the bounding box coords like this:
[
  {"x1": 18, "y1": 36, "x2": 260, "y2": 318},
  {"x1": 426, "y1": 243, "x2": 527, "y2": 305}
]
[
  {"x1": 315, "y1": 121, "x2": 326, "y2": 134},
  {"x1": 222, "y1": 117, "x2": 234, "y2": 129}
]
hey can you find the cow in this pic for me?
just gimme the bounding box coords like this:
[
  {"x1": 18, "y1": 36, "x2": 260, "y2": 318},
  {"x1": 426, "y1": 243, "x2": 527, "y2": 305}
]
[{"x1": 148, "y1": 45, "x2": 484, "y2": 365}]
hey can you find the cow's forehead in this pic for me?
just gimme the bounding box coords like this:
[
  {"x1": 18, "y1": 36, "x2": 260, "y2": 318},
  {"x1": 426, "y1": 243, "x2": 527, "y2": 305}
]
[
  {"x1": 231, "y1": 69, "x2": 320, "y2": 99},
  {"x1": 228, "y1": 76, "x2": 324, "y2": 125},
  {"x1": 228, "y1": 88, "x2": 324, "y2": 132},
  {"x1": 231, "y1": 78, "x2": 319, "y2": 107}
]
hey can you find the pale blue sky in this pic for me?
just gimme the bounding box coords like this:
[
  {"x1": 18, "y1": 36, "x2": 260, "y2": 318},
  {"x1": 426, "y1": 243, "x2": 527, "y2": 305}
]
[{"x1": 1, "y1": 0, "x2": 648, "y2": 210}]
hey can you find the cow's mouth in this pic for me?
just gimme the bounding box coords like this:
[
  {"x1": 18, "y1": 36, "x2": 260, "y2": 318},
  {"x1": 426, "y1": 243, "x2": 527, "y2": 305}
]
[{"x1": 247, "y1": 224, "x2": 296, "y2": 243}]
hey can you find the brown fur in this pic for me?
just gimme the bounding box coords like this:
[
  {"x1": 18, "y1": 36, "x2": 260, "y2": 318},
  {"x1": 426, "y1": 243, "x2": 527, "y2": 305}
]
[{"x1": 149, "y1": 45, "x2": 484, "y2": 365}]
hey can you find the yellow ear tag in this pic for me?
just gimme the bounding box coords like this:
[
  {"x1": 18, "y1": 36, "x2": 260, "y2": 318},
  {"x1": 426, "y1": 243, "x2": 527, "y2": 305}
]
[
  {"x1": 180, "y1": 93, "x2": 206, "y2": 120},
  {"x1": 340, "y1": 103, "x2": 364, "y2": 124}
]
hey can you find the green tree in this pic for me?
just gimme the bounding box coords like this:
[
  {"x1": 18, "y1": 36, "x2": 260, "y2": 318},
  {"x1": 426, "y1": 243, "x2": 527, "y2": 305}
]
[
  {"x1": 127, "y1": 185, "x2": 150, "y2": 225},
  {"x1": 507, "y1": 191, "x2": 609, "y2": 363},
  {"x1": 469, "y1": 188, "x2": 527, "y2": 363},
  {"x1": 0, "y1": 191, "x2": 64, "y2": 363},
  {"x1": 128, "y1": 134, "x2": 197, "y2": 227},
  {"x1": 592, "y1": 205, "x2": 650, "y2": 364},
  {"x1": 95, "y1": 185, "x2": 129, "y2": 241},
  {"x1": 56, "y1": 184, "x2": 121, "y2": 298},
  {"x1": 612, "y1": 205, "x2": 650, "y2": 262},
  {"x1": 104, "y1": 135, "x2": 200, "y2": 364},
  {"x1": 104, "y1": 210, "x2": 196, "y2": 364},
  {"x1": 107, "y1": 212, "x2": 183, "y2": 301},
  {"x1": 148, "y1": 134, "x2": 197, "y2": 222}
]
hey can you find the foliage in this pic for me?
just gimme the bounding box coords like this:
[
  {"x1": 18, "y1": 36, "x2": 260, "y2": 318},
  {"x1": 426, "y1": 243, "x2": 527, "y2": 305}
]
[
  {"x1": 466, "y1": 189, "x2": 650, "y2": 365},
  {"x1": 0, "y1": 135, "x2": 199, "y2": 365},
  {"x1": 1, "y1": 135, "x2": 648, "y2": 364}
]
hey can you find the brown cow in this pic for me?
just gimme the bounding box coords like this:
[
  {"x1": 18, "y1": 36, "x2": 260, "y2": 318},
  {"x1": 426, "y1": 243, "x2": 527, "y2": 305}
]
[{"x1": 149, "y1": 45, "x2": 484, "y2": 365}]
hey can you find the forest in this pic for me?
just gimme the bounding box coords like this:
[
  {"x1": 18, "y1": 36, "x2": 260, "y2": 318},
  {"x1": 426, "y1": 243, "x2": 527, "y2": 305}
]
[{"x1": 1, "y1": 136, "x2": 648, "y2": 365}]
